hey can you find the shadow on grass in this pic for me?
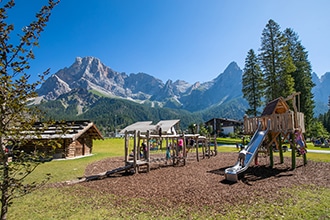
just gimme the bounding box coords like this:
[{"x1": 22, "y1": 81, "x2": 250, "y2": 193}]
[
  {"x1": 207, "y1": 166, "x2": 231, "y2": 176},
  {"x1": 81, "y1": 162, "x2": 177, "y2": 182},
  {"x1": 241, "y1": 165, "x2": 292, "y2": 183},
  {"x1": 208, "y1": 164, "x2": 293, "y2": 185}
]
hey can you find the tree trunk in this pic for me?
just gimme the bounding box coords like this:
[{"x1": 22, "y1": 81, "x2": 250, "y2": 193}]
[{"x1": 1, "y1": 154, "x2": 9, "y2": 220}]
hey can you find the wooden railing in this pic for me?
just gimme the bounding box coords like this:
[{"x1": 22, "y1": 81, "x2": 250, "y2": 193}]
[{"x1": 244, "y1": 111, "x2": 305, "y2": 134}]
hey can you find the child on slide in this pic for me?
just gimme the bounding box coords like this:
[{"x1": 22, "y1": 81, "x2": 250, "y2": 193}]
[
  {"x1": 295, "y1": 127, "x2": 306, "y2": 156},
  {"x1": 238, "y1": 147, "x2": 252, "y2": 167}
]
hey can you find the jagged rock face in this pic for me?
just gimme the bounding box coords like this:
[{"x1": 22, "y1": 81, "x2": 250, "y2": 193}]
[
  {"x1": 314, "y1": 72, "x2": 330, "y2": 103},
  {"x1": 180, "y1": 62, "x2": 242, "y2": 111},
  {"x1": 36, "y1": 56, "x2": 246, "y2": 112},
  {"x1": 37, "y1": 57, "x2": 128, "y2": 98},
  {"x1": 36, "y1": 74, "x2": 71, "y2": 100},
  {"x1": 35, "y1": 56, "x2": 330, "y2": 116},
  {"x1": 124, "y1": 72, "x2": 163, "y2": 95}
]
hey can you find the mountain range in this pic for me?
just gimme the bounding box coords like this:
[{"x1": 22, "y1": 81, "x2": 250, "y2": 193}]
[{"x1": 35, "y1": 56, "x2": 329, "y2": 132}]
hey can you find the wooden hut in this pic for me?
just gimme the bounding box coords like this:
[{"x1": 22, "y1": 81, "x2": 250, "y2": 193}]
[{"x1": 16, "y1": 120, "x2": 103, "y2": 159}]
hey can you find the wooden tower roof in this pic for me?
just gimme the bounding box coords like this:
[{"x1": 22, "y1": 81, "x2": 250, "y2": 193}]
[{"x1": 261, "y1": 97, "x2": 290, "y2": 116}]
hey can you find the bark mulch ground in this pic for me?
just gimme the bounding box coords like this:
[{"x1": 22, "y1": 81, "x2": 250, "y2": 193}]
[{"x1": 81, "y1": 152, "x2": 330, "y2": 212}]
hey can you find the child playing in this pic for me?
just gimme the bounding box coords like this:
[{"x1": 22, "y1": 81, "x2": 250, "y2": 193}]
[
  {"x1": 165, "y1": 144, "x2": 171, "y2": 164},
  {"x1": 238, "y1": 147, "x2": 252, "y2": 167},
  {"x1": 295, "y1": 127, "x2": 306, "y2": 156}
]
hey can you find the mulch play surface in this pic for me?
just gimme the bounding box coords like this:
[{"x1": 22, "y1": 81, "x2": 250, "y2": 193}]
[{"x1": 82, "y1": 152, "x2": 330, "y2": 212}]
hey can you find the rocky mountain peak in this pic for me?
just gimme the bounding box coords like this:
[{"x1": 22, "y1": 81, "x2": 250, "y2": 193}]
[
  {"x1": 37, "y1": 56, "x2": 245, "y2": 113},
  {"x1": 214, "y1": 61, "x2": 241, "y2": 81},
  {"x1": 35, "y1": 56, "x2": 330, "y2": 120}
]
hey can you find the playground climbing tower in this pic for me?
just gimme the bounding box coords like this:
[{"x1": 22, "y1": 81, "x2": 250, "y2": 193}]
[{"x1": 243, "y1": 92, "x2": 306, "y2": 168}]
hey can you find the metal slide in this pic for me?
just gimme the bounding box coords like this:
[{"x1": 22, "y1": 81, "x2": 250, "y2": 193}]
[{"x1": 225, "y1": 120, "x2": 270, "y2": 182}]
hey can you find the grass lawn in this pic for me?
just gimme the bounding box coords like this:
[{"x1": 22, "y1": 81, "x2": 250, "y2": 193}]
[{"x1": 7, "y1": 138, "x2": 330, "y2": 219}]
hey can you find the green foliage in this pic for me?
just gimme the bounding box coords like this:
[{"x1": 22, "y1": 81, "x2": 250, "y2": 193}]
[
  {"x1": 242, "y1": 49, "x2": 264, "y2": 116},
  {"x1": 283, "y1": 28, "x2": 315, "y2": 130},
  {"x1": 316, "y1": 102, "x2": 330, "y2": 137},
  {"x1": 39, "y1": 90, "x2": 244, "y2": 135},
  {"x1": 200, "y1": 97, "x2": 248, "y2": 121},
  {"x1": 198, "y1": 125, "x2": 209, "y2": 136},
  {"x1": 259, "y1": 19, "x2": 295, "y2": 102},
  {"x1": 243, "y1": 19, "x2": 315, "y2": 135},
  {"x1": 309, "y1": 121, "x2": 329, "y2": 138},
  {"x1": 0, "y1": 1, "x2": 60, "y2": 219},
  {"x1": 223, "y1": 185, "x2": 330, "y2": 220},
  {"x1": 9, "y1": 184, "x2": 330, "y2": 219}
]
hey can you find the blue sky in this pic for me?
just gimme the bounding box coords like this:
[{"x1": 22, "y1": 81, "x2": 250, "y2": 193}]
[{"x1": 9, "y1": 0, "x2": 330, "y2": 84}]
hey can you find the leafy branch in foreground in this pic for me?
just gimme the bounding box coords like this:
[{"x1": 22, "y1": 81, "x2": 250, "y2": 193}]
[{"x1": 0, "y1": 1, "x2": 60, "y2": 219}]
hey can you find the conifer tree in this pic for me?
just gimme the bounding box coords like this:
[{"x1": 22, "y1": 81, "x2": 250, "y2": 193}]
[
  {"x1": 242, "y1": 49, "x2": 264, "y2": 117},
  {"x1": 259, "y1": 19, "x2": 295, "y2": 102},
  {"x1": 283, "y1": 28, "x2": 315, "y2": 131}
]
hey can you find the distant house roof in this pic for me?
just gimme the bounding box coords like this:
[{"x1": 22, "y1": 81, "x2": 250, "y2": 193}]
[
  {"x1": 120, "y1": 119, "x2": 180, "y2": 134},
  {"x1": 119, "y1": 121, "x2": 154, "y2": 134},
  {"x1": 155, "y1": 120, "x2": 180, "y2": 134},
  {"x1": 205, "y1": 118, "x2": 243, "y2": 126},
  {"x1": 24, "y1": 120, "x2": 103, "y2": 141},
  {"x1": 261, "y1": 97, "x2": 289, "y2": 116}
]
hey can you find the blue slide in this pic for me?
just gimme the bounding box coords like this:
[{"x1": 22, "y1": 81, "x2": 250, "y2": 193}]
[{"x1": 225, "y1": 120, "x2": 270, "y2": 182}]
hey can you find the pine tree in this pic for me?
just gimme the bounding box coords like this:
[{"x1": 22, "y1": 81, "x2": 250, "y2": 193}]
[
  {"x1": 259, "y1": 19, "x2": 295, "y2": 102},
  {"x1": 283, "y1": 28, "x2": 315, "y2": 131},
  {"x1": 242, "y1": 49, "x2": 264, "y2": 116}
]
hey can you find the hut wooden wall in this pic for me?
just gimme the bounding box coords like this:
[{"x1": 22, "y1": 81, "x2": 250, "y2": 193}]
[
  {"x1": 17, "y1": 136, "x2": 94, "y2": 159},
  {"x1": 67, "y1": 135, "x2": 93, "y2": 158}
]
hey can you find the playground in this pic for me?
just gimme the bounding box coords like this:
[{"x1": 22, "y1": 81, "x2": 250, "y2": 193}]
[
  {"x1": 39, "y1": 93, "x2": 329, "y2": 219},
  {"x1": 79, "y1": 93, "x2": 329, "y2": 209},
  {"x1": 82, "y1": 151, "x2": 330, "y2": 214}
]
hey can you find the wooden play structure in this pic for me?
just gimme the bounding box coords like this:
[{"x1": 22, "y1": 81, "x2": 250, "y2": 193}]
[
  {"x1": 244, "y1": 92, "x2": 307, "y2": 169},
  {"x1": 67, "y1": 120, "x2": 217, "y2": 183},
  {"x1": 122, "y1": 120, "x2": 217, "y2": 174}
]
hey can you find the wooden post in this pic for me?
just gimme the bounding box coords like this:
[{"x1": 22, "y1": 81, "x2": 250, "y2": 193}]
[
  {"x1": 303, "y1": 151, "x2": 307, "y2": 165},
  {"x1": 133, "y1": 130, "x2": 138, "y2": 173},
  {"x1": 172, "y1": 137, "x2": 176, "y2": 165},
  {"x1": 302, "y1": 133, "x2": 307, "y2": 166},
  {"x1": 213, "y1": 136, "x2": 217, "y2": 156},
  {"x1": 137, "y1": 131, "x2": 141, "y2": 160},
  {"x1": 124, "y1": 130, "x2": 129, "y2": 164},
  {"x1": 165, "y1": 137, "x2": 168, "y2": 154},
  {"x1": 202, "y1": 138, "x2": 205, "y2": 159},
  {"x1": 183, "y1": 134, "x2": 186, "y2": 166},
  {"x1": 291, "y1": 133, "x2": 296, "y2": 169},
  {"x1": 269, "y1": 145, "x2": 274, "y2": 168},
  {"x1": 206, "y1": 139, "x2": 210, "y2": 158},
  {"x1": 195, "y1": 137, "x2": 199, "y2": 162},
  {"x1": 146, "y1": 130, "x2": 150, "y2": 172},
  {"x1": 278, "y1": 133, "x2": 284, "y2": 164},
  {"x1": 269, "y1": 133, "x2": 274, "y2": 168}
]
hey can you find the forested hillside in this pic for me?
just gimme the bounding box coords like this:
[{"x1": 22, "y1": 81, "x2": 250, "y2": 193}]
[
  {"x1": 37, "y1": 94, "x2": 205, "y2": 135},
  {"x1": 37, "y1": 89, "x2": 247, "y2": 135}
]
